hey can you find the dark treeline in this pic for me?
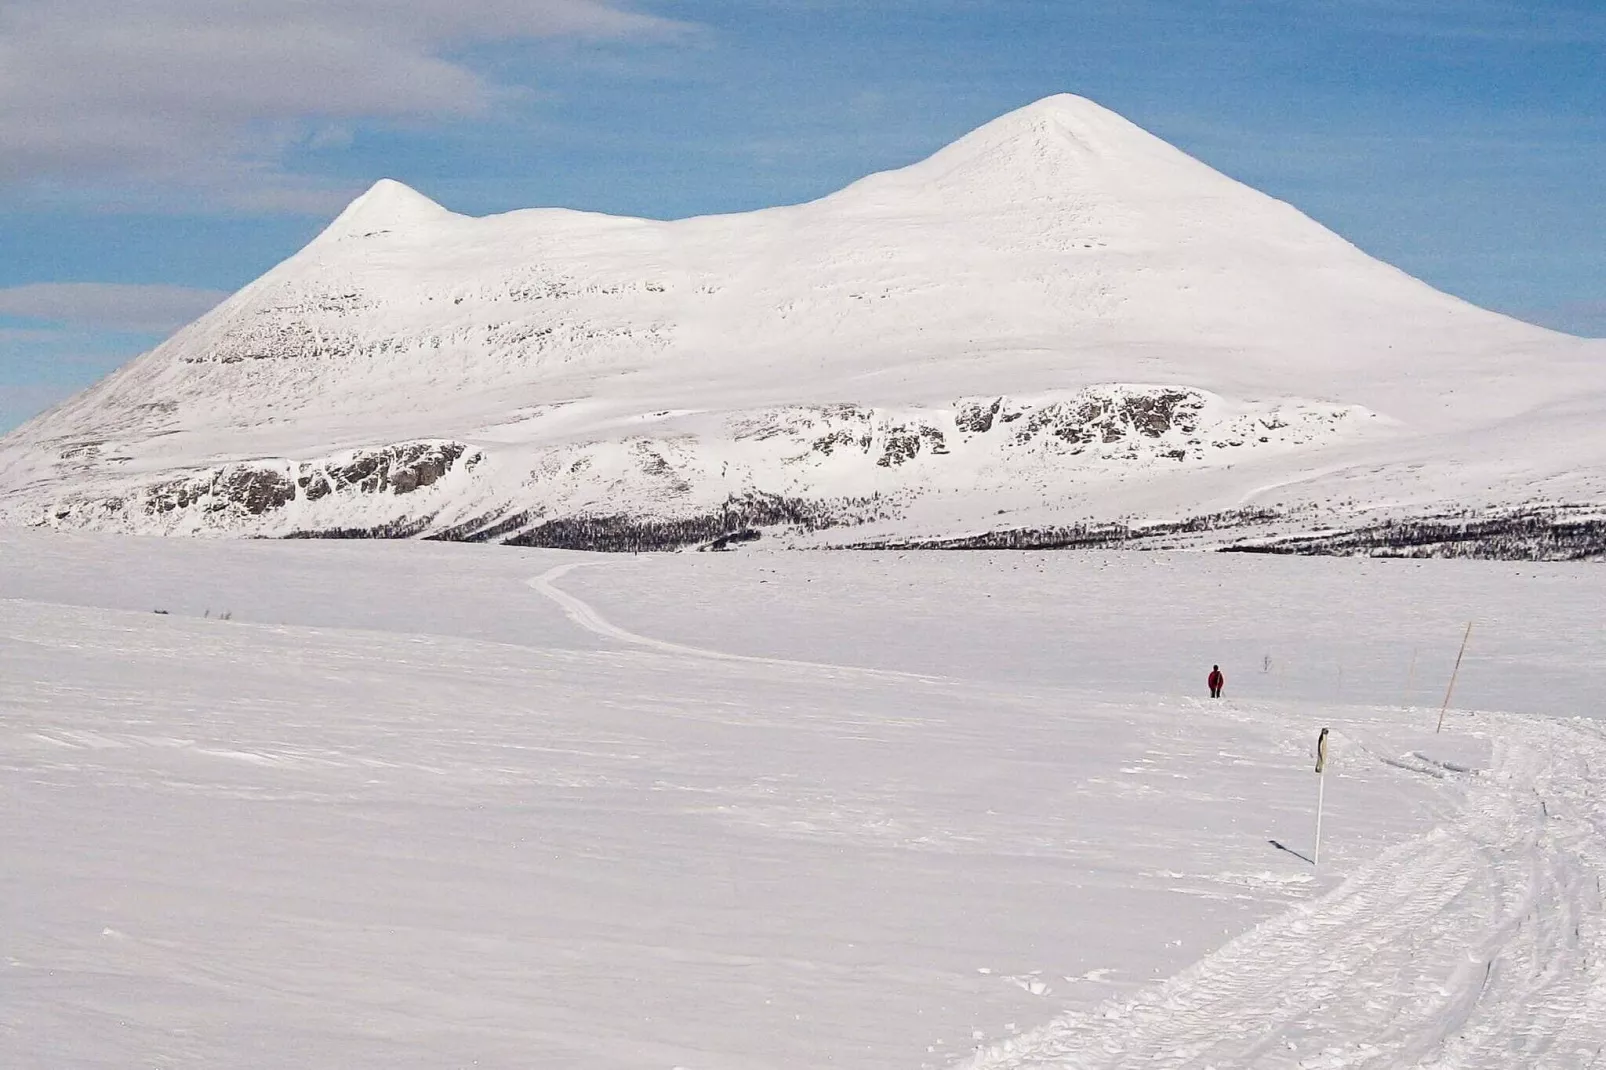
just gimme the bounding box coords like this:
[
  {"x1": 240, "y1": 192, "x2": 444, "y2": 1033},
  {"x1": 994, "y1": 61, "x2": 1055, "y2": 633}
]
[
  {"x1": 1224, "y1": 511, "x2": 1606, "y2": 560},
  {"x1": 848, "y1": 508, "x2": 1281, "y2": 551},
  {"x1": 281, "y1": 499, "x2": 1606, "y2": 560},
  {"x1": 845, "y1": 506, "x2": 1606, "y2": 560},
  {"x1": 280, "y1": 492, "x2": 883, "y2": 549},
  {"x1": 503, "y1": 493, "x2": 884, "y2": 552},
  {"x1": 425, "y1": 509, "x2": 536, "y2": 543},
  {"x1": 284, "y1": 515, "x2": 437, "y2": 540}
]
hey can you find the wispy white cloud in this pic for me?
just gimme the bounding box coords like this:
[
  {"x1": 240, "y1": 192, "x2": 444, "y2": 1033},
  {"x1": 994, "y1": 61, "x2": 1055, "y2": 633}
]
[
  {"x1": 0, "y1": 283, "x2": 229, "y2": 334},
  {"x1": 0, "y1": 0, "x2": 688, "y2": 210}
]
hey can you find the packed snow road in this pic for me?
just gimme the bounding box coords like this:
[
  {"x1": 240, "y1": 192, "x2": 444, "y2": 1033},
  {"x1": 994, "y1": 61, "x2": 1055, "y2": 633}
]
[{"x1": 3, "y1": 532, "x2": 1605, "y2": 1068}]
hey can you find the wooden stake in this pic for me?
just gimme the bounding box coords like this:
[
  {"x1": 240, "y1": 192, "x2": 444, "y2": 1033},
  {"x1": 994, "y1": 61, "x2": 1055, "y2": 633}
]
[{"x1": 1435, "y1": 622, "x2": 1473, "y2": 734}]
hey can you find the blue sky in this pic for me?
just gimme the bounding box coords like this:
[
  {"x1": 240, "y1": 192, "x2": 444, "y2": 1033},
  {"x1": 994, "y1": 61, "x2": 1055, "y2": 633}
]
[{"x1": 2, "y1": 0, "x2": 1602, "y2": 431}]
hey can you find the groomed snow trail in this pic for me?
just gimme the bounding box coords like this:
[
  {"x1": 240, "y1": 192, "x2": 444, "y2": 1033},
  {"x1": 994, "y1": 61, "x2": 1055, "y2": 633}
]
[
  {"x1": 528, "y1": 561, "x2": 934, "y2": 681},
  {"x1": 529, "y1": 562, "x2": 761, "y2": 663},
  {"x1": 961, "y1": 715, "x2": 1606, "y2": 1070}
]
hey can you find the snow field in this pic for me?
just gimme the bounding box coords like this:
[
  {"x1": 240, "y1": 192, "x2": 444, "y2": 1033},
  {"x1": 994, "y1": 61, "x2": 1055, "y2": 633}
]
[
  {"x1": 2, "y1": 531, "x2": 1604, "y2": 1067},
  {"x1": 561, "y1": 550, "x2": 1606, "y2": 719}
]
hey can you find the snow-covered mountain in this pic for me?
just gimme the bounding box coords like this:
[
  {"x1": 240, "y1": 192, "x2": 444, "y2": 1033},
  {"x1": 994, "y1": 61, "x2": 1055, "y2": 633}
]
[{"x1": 4, "y1": 95, "x2": 1604, "y2": 554}]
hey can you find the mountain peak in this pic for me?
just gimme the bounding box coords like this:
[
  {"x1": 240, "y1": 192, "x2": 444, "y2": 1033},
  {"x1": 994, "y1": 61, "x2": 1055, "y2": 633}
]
[
  {"x1": 321, "y1": 179, "x2": 454, "y2": 239},
  {"x1": 950, "y1": 93, "x2": 1149, "y2": 147},
  {"x1": 835, "y1": 93, "x2": 1222, "y2": 208},
  {"x1": 997, "y1": 93, "x2": 1124, "y2": 126}
]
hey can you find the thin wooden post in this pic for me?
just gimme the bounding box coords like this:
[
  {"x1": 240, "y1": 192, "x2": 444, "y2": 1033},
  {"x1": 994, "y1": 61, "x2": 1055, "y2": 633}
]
[{"x1": 1435, "y1": 622, "x2": 1473, "y2": 734}]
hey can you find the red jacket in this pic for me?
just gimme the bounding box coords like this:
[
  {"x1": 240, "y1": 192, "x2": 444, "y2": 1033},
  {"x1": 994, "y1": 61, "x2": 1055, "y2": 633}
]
[{"x1": 1208, "y1": 669, "x2": 1224, "y2": 689}]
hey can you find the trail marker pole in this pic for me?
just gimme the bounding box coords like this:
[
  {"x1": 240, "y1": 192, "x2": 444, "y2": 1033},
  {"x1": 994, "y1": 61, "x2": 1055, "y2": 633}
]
[
  {"x1": 1435, "y1": 622, "x2": 1474, "y2": 734},
  {"x1": 1313, "y1": 727, "x2": 1329, "y2": 867}
]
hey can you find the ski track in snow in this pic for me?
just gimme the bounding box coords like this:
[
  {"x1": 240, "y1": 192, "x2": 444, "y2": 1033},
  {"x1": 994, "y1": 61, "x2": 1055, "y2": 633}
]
[
  {"x1": 960, "y1": 716, "x2": 1606, "y2": 1070},
  {"x1": 528, "y1": 561, "x2": 936, "y2": 683},
  {"x1": 535, "y1": 559, "x2": 1606, "y2": 1069}
]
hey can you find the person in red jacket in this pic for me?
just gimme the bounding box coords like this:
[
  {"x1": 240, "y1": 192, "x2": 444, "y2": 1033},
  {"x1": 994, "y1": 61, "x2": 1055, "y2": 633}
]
[{"x1": 1208, "y1": 665, "x2": 1225, "y2": 698}]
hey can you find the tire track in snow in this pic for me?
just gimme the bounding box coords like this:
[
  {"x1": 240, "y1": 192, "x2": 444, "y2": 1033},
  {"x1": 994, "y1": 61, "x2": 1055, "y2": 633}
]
[
  {"x1": 959, "y1": 715, "x2": 1606, "y2": 1070},
  {"x1": 527, "y1": 562, "x2": 937, "y2": 683}
]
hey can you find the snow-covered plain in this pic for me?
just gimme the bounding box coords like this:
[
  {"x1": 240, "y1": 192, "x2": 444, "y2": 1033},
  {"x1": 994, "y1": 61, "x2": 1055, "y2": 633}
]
[{"x1": 5, "y1": 532, "x2": 1605, "y2": 1067}]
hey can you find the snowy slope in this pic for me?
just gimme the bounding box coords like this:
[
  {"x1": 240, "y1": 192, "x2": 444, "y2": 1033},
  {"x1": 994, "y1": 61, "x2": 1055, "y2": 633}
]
[
  {"x1": 6, "y1": 532, "x2": 1606, "y2": 1067},
  {"x1": 3, "y1": 95, "x2": 1603, "y2": 551}
]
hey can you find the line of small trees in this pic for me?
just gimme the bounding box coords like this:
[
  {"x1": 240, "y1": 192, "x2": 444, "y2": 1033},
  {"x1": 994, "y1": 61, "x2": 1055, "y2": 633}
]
[
  {"x1": 283, "y1": 516, "x2": 436, "y2": 540},
  {"x1": 847, "y1": 508, "x2": 1281, "y2": 551},
  {"x1": 504, "y1": 492, "x2": 887, "y2": 552},
  {"x1": 1224, "y1": 512, "x2": 1606, "y2": 561}
]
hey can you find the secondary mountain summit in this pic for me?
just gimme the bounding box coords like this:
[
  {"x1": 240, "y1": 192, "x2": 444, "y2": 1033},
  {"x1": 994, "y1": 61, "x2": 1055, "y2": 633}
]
[{"x1": 4, "y1": 95, "x2": 1604, "y2": 555}]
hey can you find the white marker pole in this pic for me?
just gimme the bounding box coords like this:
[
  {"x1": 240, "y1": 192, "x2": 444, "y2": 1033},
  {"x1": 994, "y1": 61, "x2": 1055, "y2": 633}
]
[{"x1": 1313, "y1": 727, "x2": 1329, "y2": 867}]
